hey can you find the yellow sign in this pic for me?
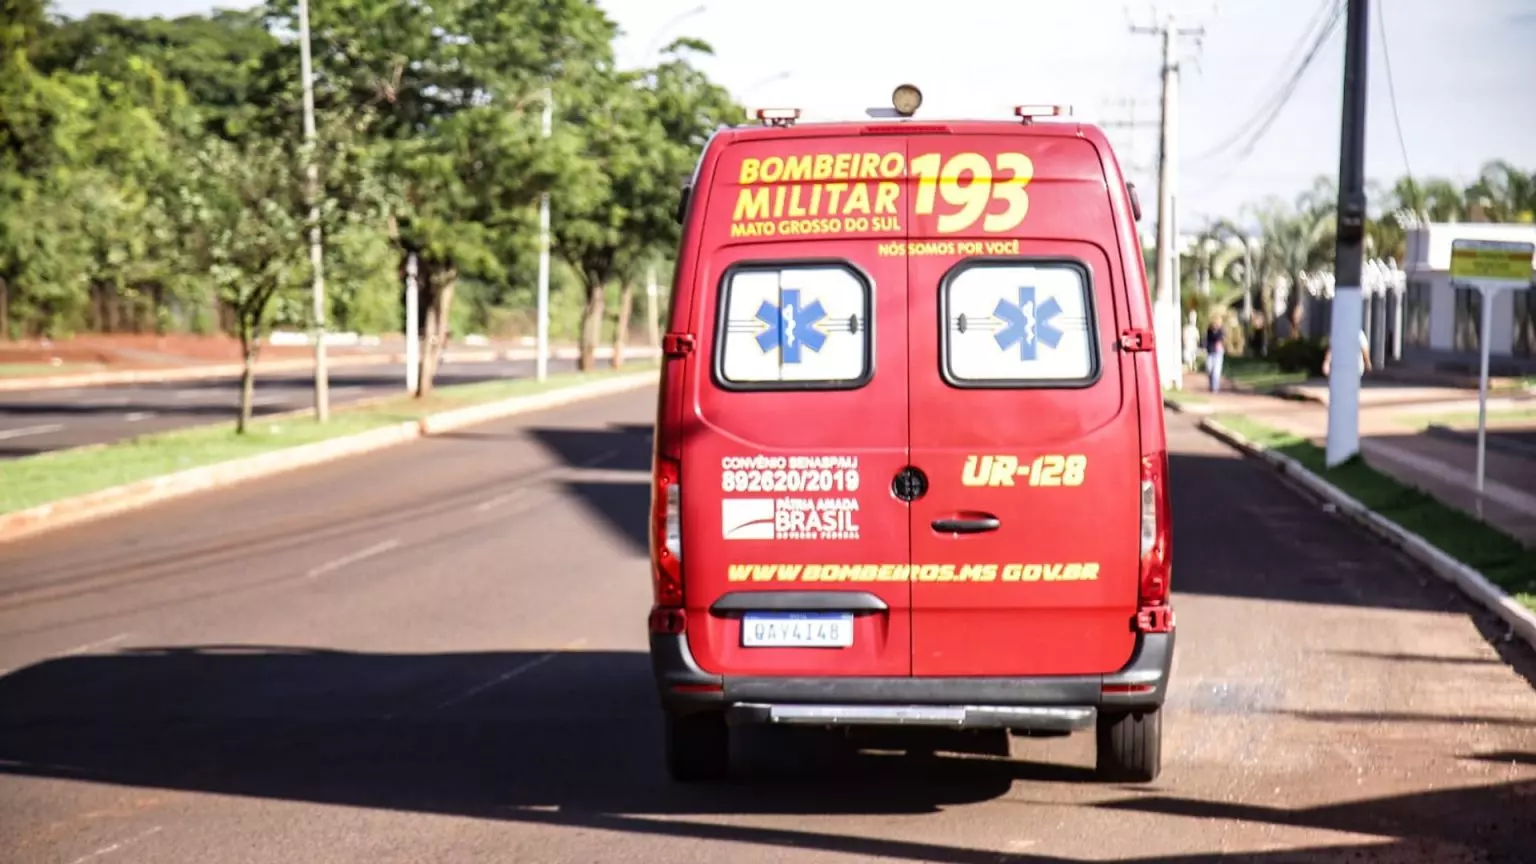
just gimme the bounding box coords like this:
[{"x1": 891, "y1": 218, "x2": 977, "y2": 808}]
[
  {"x1": 962, "y1": 454, "x2": 1087, "y2": 487},
  {"x1": 726, "y1": 562, "x2": 1099, "y2": 584},
  {"x1": 1449, "y1": 239, "x2": 1534, "y2": 283},
  {"x1": 726, "y1": 150, "x2": 1034, "y2": 240}
]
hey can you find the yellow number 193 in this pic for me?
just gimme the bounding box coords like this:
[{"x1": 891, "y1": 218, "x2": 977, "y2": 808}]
[{"x1": 911, "y1": 151, "x2": 1033, "y2": 234}]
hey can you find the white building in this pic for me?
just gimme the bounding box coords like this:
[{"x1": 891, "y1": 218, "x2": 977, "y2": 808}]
[{"x1": 1401, "y1": 222, "x2": 1536, "y2": 375}]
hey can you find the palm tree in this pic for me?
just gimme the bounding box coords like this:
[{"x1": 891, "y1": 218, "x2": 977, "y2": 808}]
[
  {"x1": 1394, "y1": 176, "x2": 1465, "y2": 223},
  {"x1": 1246, "y1": 179, "x2": 1336, "y2": 339},
  {"x1": 1464, "y1": 160, "x2": 1535, "y2": 223}
]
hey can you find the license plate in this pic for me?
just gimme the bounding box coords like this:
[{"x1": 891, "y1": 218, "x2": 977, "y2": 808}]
[{"x1": 741, "y1": 612, "x2": 854, "y2": 648}]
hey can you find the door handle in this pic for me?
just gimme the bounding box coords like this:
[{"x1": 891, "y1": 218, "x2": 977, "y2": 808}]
[{"x1": 931, "y1": 514, "x2": 1001, "y2": 534}]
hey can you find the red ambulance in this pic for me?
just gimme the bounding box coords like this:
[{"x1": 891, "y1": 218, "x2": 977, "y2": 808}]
[{"x1": 647, "y1": 86, "x2": 1174, "y2": 783}]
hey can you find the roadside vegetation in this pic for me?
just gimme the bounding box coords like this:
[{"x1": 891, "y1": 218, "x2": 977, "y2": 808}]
[
  {"x1": 0, "y1": 364, "x2": 655, "y2": 514},
  {"x1": 1216, "y1": 414, "x2": 1536, "y2": 613},
  {"x1": 2, "y1": 1, "x2": 736, "y2": 425}
]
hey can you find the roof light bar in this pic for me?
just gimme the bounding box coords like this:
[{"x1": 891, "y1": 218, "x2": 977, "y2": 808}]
[
  {"x1": 756, "y1": 107, "x2": 801, "y2": 128},
  {"x1": 1015, "y1": 104, "x2": 1073, "y2": 123}
]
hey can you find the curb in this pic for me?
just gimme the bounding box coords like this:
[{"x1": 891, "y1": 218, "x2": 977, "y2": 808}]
[
  {"x1": 1423, "y1": 423, "x2": 1536, "y2": 461},
  {"x1": 1197, "y1": 416, "x2": 1536, "y2": 653},
  {"x1": 0, "y1": 369, "x2": 659, "y2": 545},
  {"x1": 1162, "y1": 397, "x2": 1212, "y2": 416},
  {"x1": 0, "y1": 346, "x2": 661, "y2": 392}
]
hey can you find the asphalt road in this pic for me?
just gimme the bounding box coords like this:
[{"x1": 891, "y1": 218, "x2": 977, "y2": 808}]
[
  {"x1": 0, "y1": 357, "x2": 579, "y2": 459},
  {"x1": 1, "y1": 389, "x2": 1533, "y2": 863}
]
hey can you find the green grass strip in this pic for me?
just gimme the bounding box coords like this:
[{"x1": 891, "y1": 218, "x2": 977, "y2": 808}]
[
  {"x1": 0, "y1": 363, "x2": 656, "y2": 515},
  {"x1": 1221, "y1": 356, "x2": 1309, "y2": 391},
  {"x1": 1217, "y1": 414, "x2": 1536, "y2": 613}
]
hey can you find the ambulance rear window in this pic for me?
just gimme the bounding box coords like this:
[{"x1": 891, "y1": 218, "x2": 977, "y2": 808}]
[
  {"x1": 715, "y1": 263, "x2": 871, "y2": 389},
  {"x1": 941, "y1": 260, "x2": 1099, "y2": 387}
]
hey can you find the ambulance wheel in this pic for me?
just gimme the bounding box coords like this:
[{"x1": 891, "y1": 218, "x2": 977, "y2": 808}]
[
  {"x1": 1094, "y1": 708, "x2": 1162, "y2": 783},
  {"x1": 664, "y1": 710, "x2": 729, "y2": 782}
]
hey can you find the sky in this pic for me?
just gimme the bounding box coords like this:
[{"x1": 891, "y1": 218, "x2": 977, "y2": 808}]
[{"x1": 52, "y1": 0, "x2": 1536, "y2": 230}]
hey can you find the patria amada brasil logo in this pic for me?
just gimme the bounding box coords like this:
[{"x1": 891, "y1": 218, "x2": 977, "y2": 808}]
[{"x1": 755, "y1": 288, "x2": 827, "y2": 363}]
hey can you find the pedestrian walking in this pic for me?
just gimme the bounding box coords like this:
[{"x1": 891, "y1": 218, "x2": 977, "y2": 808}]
[
  {"x1": 1322, "y1": 329, "x2": 1371, "y2": 379},
  {"x1": 1204, "y1": 318, "x2": 1226, "y2": 393},
  {"x1": 1182, "y1": 311, "x2": 1200, "y2": 374}
]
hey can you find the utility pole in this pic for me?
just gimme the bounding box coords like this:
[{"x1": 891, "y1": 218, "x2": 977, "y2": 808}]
[
  {"x1": 298, "y1": 0, "x2": 329, "y2": 421},
  {"x1": 1132, "y1": 13, "x2": 1205, "y2": 391},
  {"x1": 405, "y1": 252, "x2": 419, "y2": 394},
  {"x1": 536, "y1": 88, "x2": 552, "y2": 382},
  {"x1": 1325, "y1": 0, "x2": 1370, "y2": 468}
]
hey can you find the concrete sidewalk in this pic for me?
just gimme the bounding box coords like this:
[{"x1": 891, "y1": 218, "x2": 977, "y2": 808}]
[{"x1": 1170, "y1": 373, "x2": 1536, "y2": 547}]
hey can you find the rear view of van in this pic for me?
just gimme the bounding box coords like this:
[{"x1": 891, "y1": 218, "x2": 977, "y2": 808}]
[{"x1": 647, "y1": 92, "x2": 1174, "y2": 784}]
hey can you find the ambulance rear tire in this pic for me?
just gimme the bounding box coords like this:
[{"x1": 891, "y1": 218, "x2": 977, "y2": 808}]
[
  {"x1": 1094, "y1": 708, "x2": 1162, "y2": 783},
  {"x1": 664, "y1": 710, "x2": 729, "y2": 782}
]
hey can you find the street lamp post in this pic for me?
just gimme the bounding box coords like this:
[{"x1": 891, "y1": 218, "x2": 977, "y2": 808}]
[
  {"x1": 644, "y1": 4, "x2": 707, "y2": 61},
  {"x1": 536, "y1": 88, "x2": 552, "y2": 382},
  {"x1": 298, "y1": 0, "x2": 329, "y2": 421}
]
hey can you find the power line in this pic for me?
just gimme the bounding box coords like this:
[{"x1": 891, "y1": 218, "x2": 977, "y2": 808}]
[
  {"x1": 1377, "y1": 0, "x2": 1416, "y2": 203},
  {"x1": 1190, "y1": 0, "x2": 1334, "y2": 162},
  {"x1": 1192, "y1": 0, "x2": 1343, "y2": 164}
]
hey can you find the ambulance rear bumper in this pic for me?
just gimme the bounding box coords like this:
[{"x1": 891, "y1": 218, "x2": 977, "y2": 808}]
[{"x1": 649, "y1": 628, "x2": 1174, "y2": 729}]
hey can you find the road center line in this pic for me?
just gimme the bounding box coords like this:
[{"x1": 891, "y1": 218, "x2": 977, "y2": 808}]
[
  {"x1": 66, "y1": 826, "x2": 163, "y2": 864},
  {"x1": 61, "y1": 632, "x2": 132, "y2": 657},
  {"x1": 434, "y1": 637, "x2": 589, "y2": 710},
  {"x1": 475, "y1": 490, "x2": 525, "y2": 513},
  {"x1": 471, "y1": 449, "x2": 619, "y2": 513},
  {"x1": 305, "y1": 540, "x2": 401, "y2": 579},
  {"x1": 124, "y1": 412, "x2": 156, "y2": 422},
  {"x1": 0, "y1": 424, "x2": 65, "y2": 441}
]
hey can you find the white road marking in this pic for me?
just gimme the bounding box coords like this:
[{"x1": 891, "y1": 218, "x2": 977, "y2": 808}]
[
  {"x1": 124, "y1": 412, "x2": 156, "y2": 422},
  {"x1": 65, "y1": 826, "x2": 163, "y2": 864},
  {"x1": 434, "y1": 637, "x2": 589, "y2": 710},
  {"x1": 305, "y1": 540, "x2": 401, "y2": 579},
  {"x1": 475, "y1": 490, "x2": 525, "y2": 513},
  {"x1": 0, "y1": 423, "x2": 64, "y2": 441},
  {"x1": 470, "y1": 449, "x2": 618, "y2": 513},
  {"x1": 61, "y1": 633, "x2": 131, "y2": 657}
]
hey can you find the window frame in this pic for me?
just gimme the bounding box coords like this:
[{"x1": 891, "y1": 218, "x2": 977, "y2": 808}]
[
  {"x1": 936, "y1": 256, "x2": 1104, "y2": 391},
  {"x1": 710, "y1": 258, "x2": 876, "y2": 393}
]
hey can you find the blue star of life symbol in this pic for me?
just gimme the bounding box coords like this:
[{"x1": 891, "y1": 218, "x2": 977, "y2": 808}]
[
  {"x1": 993, "y1": 285, "x2": 1064, "y2": 361},
  {"x1": 755, "y1": 289, "x2": 827, "y2": 364}
]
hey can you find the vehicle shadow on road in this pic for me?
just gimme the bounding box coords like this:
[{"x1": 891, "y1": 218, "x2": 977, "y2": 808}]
[
  {"x1": 0, "y1": 645, "x2": 1038, "y2": 818},
  {"x1": 2, "y1": 645, "x2": 1533, "y2": 862}
]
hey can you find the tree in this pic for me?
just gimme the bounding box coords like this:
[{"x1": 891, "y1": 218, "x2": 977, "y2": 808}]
[
  {"x1": 1465, "y1": 160, "x2": 1534, "y2": 224},
  {"x1": 264, "y1": 0, "x2": 619, "y2": 393},
  {"x1": 174, "y1": 111, "x2": 381, "y2": 430},
  {"x1": 173, "y1": 135, "x2": 307, "y2": 431},
  {"x1": 1243, "y1": 177, "x2": 1336, "y2": 339},
  {"x1": 554, "y1": 42, "x2": 742, "y2": 371}
]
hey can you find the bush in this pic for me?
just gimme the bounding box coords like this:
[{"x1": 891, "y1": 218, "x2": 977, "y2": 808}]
[{"x1": 1271, "y1": 337, "x2": 1327, "y2": 376}]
